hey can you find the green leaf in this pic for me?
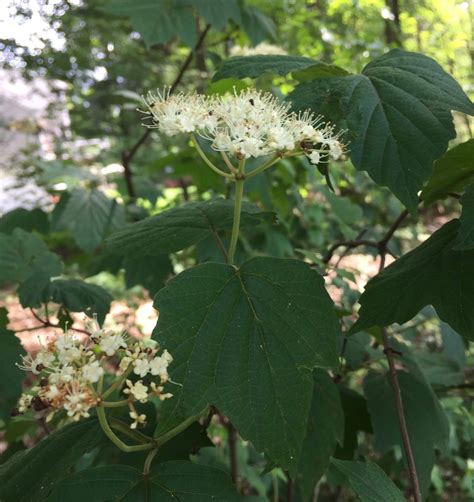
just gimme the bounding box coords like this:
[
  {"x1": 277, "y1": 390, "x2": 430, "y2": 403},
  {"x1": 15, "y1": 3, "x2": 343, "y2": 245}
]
[
  {"x1": 334, "y1": 388, "x2": 372, "y2": 460},
  {"x1": 153, "y1": 257, "x2": 339, "y2": 472},
  {"x1": 292, "y1": 62, "x2": 350, "y2": 82},
  {"x1": 331, "y1": 458, "x2": 405, "y2": 502},
  {"x1": 42, "y1": 279, "x2": 112, "y2": 325},
  {"x1": 239, "y1": 5, "x2": 276, "y2": 44},
  {"x1": 351, "y1": 220, "x2": 474, "y2": 342},
  {"x1": 364, "y1": 371, "x2": 449, "y2": 495},
  {"x1": 106, "y1": 199, "x2": 273, "y2": 257},
  {"x1": 296, "y1": 370, "x2": 344, "y2": 501},
  {"x1": 0, "y1": 328, "x2": 24, "y2": 420},
  {"x1": 453, "y1": 182, "x2": 474, "y2": 250},
  {"x1": 422, "y1": 139, "x2": 474, "y2": 204},
  {"x1": 288, "y1": 49, "x2": 474, "y2": 211},
  {"x1": 440, "y1": 322, "x2": 466, "y2": 369},
  {"x1": 212, "y1": 55, "x2": 317, "y2": 82},
  {"x1": 0, "y1": 229, "x2": 62, "y2": 288},
  {"x1": 103, "y1": 0, "x2": 196, "y2": 48},
  {"x1": 48, "y1": 461, "x2": 241, "y2": 501},
  {"x1": 208, "y1": 78, "x2": 249, "y2": 96},
  {"x1": 53, "y1": 188, "x2": 124, "y2": 252},
  {"x1": 188, "y1": 0, "x2": 241, "y2": 30},
  {"x1": 413, "y1": 351, "x2": 464, "y2": 387},
  {"x1": 0, "y1": 418, "x2": 107, "y2": 502},
  {"x1": 0, "y1": 208, "x2": 49, "y2": 235},
  {"x1": 124, "y1": 254, "x2": 173, "y2": 296}
]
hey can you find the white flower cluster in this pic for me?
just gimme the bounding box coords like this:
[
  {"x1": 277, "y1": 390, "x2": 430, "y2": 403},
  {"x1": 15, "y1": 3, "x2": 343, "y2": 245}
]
[
  {"x1": 16, "y1": 321, "x2": 173, "y2": 429},
  {"x1": 142, "y1": 88, "x2": 345, "y2": 165},
  {"x1": 229, "y1": 42, "x2": 288, "y2": 57}
]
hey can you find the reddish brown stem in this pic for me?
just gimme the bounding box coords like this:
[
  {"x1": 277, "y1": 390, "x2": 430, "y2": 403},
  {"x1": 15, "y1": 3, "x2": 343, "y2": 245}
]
[
  {"x1": 375, "y1": 208, "x2": 422, "y2": 502},
  {"x1": 218, "y1": 412, "x2": 239, "y2": 487},
  {"x1": 285, "y1": 471, "x2": 294, "y2": 502},
  {"x1": 120, "y1": 23, "x2": 212, "y2": 199},
  {"x1": 381, "y1": 329, "x2": 423, "y2": 502},
  {"x1": 227, "y1": 422, "x2": 239, "y2": 487},
  {"x1": 28, "y1": 308, "x2": 92, "y2": 336}
]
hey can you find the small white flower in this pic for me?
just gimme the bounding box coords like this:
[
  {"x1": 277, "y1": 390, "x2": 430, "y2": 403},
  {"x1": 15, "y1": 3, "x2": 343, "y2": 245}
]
[
  {"x1": 149, "y1": 355, "x2": 170, "y2": 380},
  {"x1": 18, "y1": 394, "x2": 33, "y2": 413},
  {"x1": 159, "y1": 392, "x2": 173, "y2": 401},
  {"x1": 100, "y1": 333, "x2": 125, "y2": 356},
  {"x1": 45, "y1": 385, "x2": 60, "y2": 400},
  {"x1": 129, "y1": 411, "x2": 147, "y2": 429},
  {"x1": 142, "y1": 89, "x2": 207, "y2": 136},
  {"x1": 308, "y1": 151, "x2": 321, "y2": 165},
  {"x1": 133, "y1": 358, "x2": 150, "y2": 378},
  {"x1": 119, "y1": 355, "x2": 133, "y2": 372},
  {"x1": 63, "y1": 387, "x2": 94, "y2": 421},
  {"x1": 56, "y1": 333, "x2": 82, "y2": 363},
  {"x1": 82, "y1": 360, "x2": 104, "y2": 383},
  {"x1": 35, "y1": 350, "x2": 55, "y2": 368},
  {"x1": 50, "y1": 364, "x2": 75, "y2": 384},
  {"x1": 55, "y1": 332, "x2": 77, "y2": 352},
  {"x1": 124, "y1": 380, "x2": 149, "y2": 402},
  {"x1": 268, "y1": 126, "x2": 295, "y2": 151},
  {"x1": 329, "y1": 141, "x2": 343, "y2": 160}
]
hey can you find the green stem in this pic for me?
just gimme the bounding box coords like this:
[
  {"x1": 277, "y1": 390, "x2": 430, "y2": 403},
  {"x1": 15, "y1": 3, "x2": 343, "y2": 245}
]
[
  {"x1": 109, "y1": 417, "x2": 154, "y2": 444},
  {"x1": 154, "y1": 411, "x2": 204, "y2": 446},
  {"x1": 220, "y1": 151, "x2": 238, "y2": 174},
  {"x1": 191, "y1": 134, "x2": 233, "y2": 179},
  {"x1": 97, "y1": 406, "x2": 155, "y2": 453},
  {"x1": 246, "y1": 154, "x2": 281, "y2": 179},
  {"x1": 143, "y1": 448, "x2": 159, "y2": 475},
  {"x1": 227, "y1": 159, "x2": 245, "y2": 264},
  {"x1": 101, "y1": 366, "x2": 133, "y2": 400},
  {"x1": 102, "y1": 399, "x2": 129, "y2": 408}
]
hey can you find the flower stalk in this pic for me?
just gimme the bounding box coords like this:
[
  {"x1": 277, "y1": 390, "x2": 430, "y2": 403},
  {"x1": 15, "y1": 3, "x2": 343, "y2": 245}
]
[
  {"x1": 97, "y1": 406, "x2": 156, "y2": 453},
  {"x1": 227, "y1": 159, "x2": 246, "y2": 264}
]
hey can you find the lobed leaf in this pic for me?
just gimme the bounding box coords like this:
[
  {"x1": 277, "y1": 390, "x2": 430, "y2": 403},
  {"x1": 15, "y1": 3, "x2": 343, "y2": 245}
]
[
  {"x1": 0, "y1": 229, "x2": 62, "y2": 294},
  {"x1": 288, "y1": 49, "x2": 474, "y2": 211},
  {"x1": 53, "y1": 188, "x2": 124, "y2": 253},
  {"x1": 48, "y1": 461, "x2": 241, "y2": 501},
  {"x1": 106, "y1": 199, "x2": 274, "y2": 257},
  {"x1": 42, "y1": 279, "x2": 113, "y2": 325},
  {"x1": 153, "y1": 257, "x2": 339, "y2": 473}
]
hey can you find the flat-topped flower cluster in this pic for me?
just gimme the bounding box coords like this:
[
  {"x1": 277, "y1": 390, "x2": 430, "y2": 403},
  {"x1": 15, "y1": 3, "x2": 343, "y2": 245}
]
[
  {"x1": 142, "y1": 88, "x2": 345, "y2": 166},
  {"x1": 16, "y1": 321, "x2": 173, "y2": 429}
]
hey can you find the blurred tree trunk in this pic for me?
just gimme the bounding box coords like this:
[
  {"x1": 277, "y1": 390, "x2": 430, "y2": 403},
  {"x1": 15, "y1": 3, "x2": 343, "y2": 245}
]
[{"x1": 384, "y1": 0, "x2": 402, "y2": 46}]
